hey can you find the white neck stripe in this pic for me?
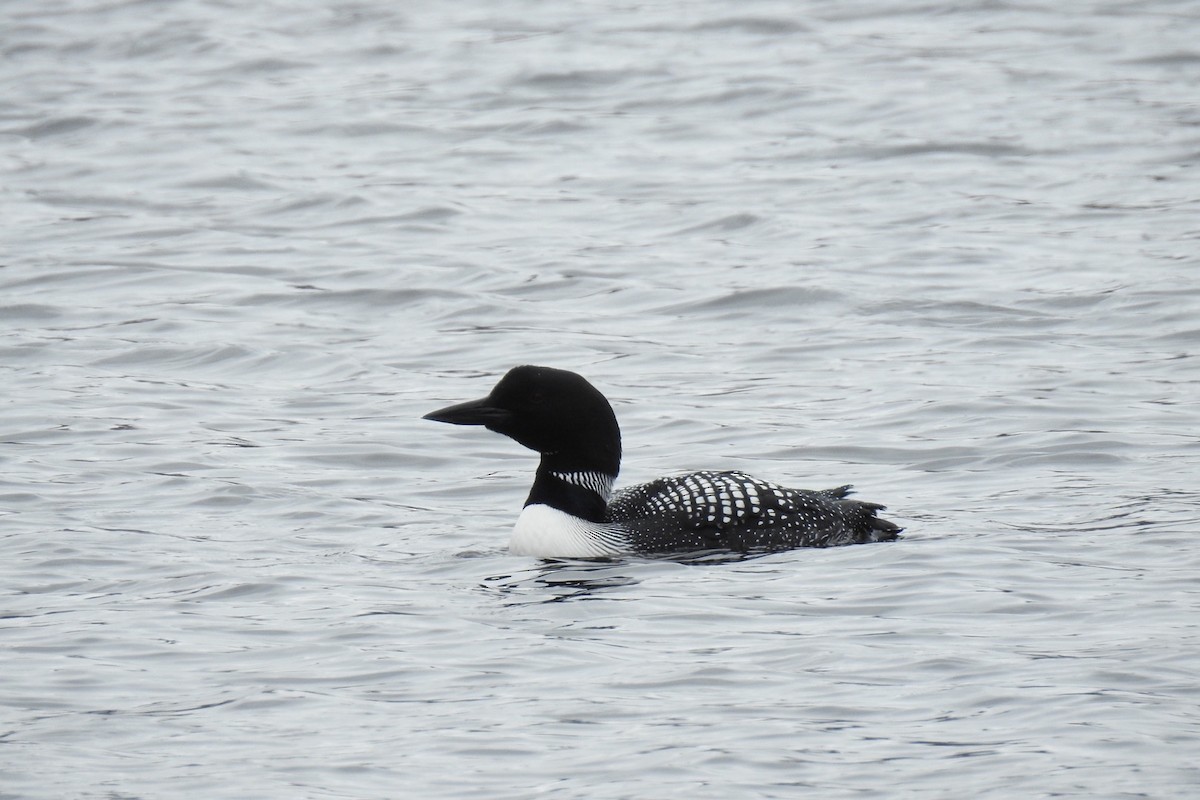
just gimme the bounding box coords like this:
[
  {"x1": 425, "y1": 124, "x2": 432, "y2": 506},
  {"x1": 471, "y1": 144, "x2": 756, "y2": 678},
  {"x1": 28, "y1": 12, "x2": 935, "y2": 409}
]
[{"x1": 550, "y1": 470, "x2": 615, "y2": 501}]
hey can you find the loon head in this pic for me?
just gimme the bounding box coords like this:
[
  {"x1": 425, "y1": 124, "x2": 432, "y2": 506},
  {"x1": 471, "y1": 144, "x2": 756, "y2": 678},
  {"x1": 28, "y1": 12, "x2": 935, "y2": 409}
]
[{"x1": 423, "y1": 365, "x2": 622, "y2": 477}]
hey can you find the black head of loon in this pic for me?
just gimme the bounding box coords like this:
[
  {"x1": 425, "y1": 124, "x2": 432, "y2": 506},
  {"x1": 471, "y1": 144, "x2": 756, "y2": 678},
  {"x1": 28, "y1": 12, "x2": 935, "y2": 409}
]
[
  {"x1": 423, "y1": 366, "x2": 620, "y2": 524},
  {"x1": 424, "y1": 365, "x2": 902, "y2": 558},
  {"x1": 423, "y1": 365, "x2": 620, "y2": 476}
]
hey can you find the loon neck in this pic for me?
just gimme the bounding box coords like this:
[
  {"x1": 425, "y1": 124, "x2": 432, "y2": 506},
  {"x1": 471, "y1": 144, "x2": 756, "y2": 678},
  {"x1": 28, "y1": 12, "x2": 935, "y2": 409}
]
[{"x1": 524, "y1": 459, "x2": 616, "y2": 523}]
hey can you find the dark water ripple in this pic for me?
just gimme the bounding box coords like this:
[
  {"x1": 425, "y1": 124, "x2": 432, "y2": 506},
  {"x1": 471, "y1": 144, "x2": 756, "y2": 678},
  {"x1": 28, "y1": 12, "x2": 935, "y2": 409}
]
[{"x1": 3, "y1": 1, "x2": 1200, "y2": 798}]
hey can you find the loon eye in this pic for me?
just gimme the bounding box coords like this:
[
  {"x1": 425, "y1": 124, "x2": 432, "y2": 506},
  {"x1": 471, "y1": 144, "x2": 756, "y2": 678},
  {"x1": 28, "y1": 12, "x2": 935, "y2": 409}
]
[{"x1": 529, "y1": 391, "x2": 547, "y2": 406}]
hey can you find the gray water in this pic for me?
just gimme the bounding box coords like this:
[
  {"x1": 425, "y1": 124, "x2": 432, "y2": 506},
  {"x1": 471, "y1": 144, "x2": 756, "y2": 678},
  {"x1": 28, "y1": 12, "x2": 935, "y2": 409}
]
[{"x1": 3, "y1": 1, "x2": 1199, "y2": 798}]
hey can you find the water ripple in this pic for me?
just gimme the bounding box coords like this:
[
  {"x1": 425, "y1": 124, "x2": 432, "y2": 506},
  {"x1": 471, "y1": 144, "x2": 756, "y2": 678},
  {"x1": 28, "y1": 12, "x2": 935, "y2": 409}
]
[{"x1": 2, "y1": 1, "x2": 1198, "y2": 798}]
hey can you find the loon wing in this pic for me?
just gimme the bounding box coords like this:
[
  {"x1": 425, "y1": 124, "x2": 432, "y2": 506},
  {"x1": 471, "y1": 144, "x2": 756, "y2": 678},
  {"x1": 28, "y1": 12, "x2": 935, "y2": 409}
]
[{"x1": 605, "y1": 470, "x2": 900, "y2": 553}]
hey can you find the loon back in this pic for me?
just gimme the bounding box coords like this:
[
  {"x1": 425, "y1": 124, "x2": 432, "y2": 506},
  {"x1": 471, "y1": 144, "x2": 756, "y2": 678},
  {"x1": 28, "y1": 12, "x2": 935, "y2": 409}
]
[
  {"x1": 606, "y1": 470, "x2": 901, "y2": 552},
  {"x1": 423, "y1": 365, "x2": 902, "y2": 558}
]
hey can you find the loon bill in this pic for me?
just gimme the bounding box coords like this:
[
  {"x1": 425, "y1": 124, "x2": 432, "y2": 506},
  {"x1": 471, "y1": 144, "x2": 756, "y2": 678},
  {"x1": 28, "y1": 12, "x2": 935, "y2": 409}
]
[{"x1": 423, "y1": 365, "x2": 902, "y2": 558}]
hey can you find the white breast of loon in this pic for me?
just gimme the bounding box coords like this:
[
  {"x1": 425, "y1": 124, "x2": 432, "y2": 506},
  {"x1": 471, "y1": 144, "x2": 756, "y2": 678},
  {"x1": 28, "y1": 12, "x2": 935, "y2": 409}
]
[
  {"x1": 511, "y1": 505, "x2": 626, "y2": 558},
  {"x1": 510, "y1": 470, "x2": 625, "y2": 558}
]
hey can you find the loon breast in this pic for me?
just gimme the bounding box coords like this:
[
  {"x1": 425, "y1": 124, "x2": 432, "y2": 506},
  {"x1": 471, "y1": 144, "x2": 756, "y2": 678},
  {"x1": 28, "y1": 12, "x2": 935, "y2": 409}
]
[{"x1": 510, "y1": 504, "x2": 629, "y2": 558}]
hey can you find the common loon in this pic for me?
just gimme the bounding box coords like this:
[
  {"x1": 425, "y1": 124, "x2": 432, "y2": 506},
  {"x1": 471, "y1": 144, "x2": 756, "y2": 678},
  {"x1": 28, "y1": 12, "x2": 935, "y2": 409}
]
[{"x1": 424, "y1": 365, "x2": 901, "y2": 558}]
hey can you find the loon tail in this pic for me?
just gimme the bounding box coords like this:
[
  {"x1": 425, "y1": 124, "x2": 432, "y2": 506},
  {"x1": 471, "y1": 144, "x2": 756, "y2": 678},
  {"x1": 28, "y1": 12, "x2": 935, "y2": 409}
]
[{"x1": 840, "y1": 498, "x2": 903, "y2": 543}]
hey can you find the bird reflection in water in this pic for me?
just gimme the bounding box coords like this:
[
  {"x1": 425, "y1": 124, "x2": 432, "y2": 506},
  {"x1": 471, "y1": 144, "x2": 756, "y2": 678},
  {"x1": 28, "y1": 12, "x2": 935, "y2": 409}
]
[{"x1": 483, "y1": 549, "x2": 768, "y2": 603}]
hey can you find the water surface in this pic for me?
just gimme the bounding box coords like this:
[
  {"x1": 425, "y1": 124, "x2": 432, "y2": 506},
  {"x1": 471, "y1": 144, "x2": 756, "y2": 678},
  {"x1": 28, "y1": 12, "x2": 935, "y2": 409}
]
[{"x1": 3, "y1": 1, "x2": 1199, "y2": 798}]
